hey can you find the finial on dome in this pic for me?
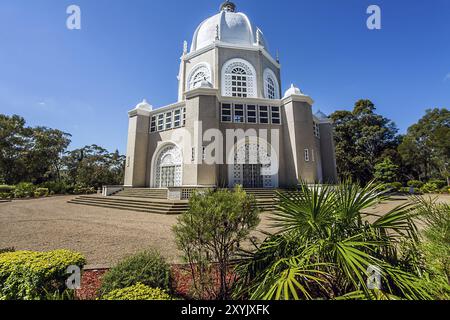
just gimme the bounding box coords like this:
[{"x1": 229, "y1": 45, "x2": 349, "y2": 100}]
[
  {"x1": 220, "y1": 1, "x2": 236, "y2": 12},
  {"x1": 183, "y1": 41, "x2": 188, "y2": 55}
]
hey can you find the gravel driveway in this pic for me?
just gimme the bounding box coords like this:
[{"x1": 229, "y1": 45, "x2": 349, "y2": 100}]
[{"x1": 0, "y1": 195, "x2": 448, "y2": 267}]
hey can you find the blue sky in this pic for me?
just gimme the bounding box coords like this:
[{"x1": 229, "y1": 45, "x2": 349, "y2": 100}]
[{"x1": 0, "y1": 0, "x2": 449, "y2": 154}]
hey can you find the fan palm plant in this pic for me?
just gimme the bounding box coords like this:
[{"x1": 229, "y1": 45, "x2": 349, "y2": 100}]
[{"x1": 234, "y1": 181, "x2": 432, "y2": 300}]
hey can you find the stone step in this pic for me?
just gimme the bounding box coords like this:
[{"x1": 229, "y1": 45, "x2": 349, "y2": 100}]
[
  {"x1": 68, "y1": 195, "x2": 188, "y2": 215},
  {"x1": 71, "y1": 199, "x2": 188, "y2": 212},
  {"x1": 69, "y1": 200, "x2": 186, "y2": 215},
  {"x1": 115, "y1": 188, "x2": 168, "y2": 199}
]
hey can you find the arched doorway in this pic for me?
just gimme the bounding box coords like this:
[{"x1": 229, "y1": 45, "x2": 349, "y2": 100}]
[
  {"x1": 152, "y1": 144, "x2": 183, "y2": 188},
  {"x1": 228, "y1": 141, "x2": 278, "y2": 189}
]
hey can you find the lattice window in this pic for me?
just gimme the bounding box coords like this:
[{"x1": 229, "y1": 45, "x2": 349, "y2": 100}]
[
  {"x1": 264, "y1": 68, "x2": 280, "y2": 100},
  {"x1": 222, "y1": 59, "x2": 257, "y2": 98},
  {"x1": 187, "y1": 63, "x2": 212, "y2": 90}
]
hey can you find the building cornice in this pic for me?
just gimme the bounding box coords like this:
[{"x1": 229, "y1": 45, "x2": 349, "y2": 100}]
[
  {"x1": 128, "y1": 108, "x2": 152, "y2": 118},
  {"x1": 281, "y1": 94, "x2": 314, "y2": 106},
  {"x1": 185, "y1": 87, "x2": 219, "y2": 99}
]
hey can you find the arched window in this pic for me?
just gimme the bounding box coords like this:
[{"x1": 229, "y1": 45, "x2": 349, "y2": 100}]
[
  {"x1": 263, "y1": 68, "x2": 280, "y2": 99},
  {"x1": 222, "y1": 59, "x2": 257, "y2": 98},
  {"x1": 187, "y1": 63, "x2": 212, "y2": 90}
]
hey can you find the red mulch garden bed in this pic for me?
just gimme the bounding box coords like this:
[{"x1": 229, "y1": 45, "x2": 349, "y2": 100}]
[{"x1": 76, "y1": 264, "x2": 236, "y2": 300}]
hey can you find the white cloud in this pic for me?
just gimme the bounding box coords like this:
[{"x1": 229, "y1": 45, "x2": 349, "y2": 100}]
[
  {"x1": 38, "y1": 101, "x2": 46, "y2": 106},
  {"x1": 445, "y1": 73, "x2": 450, "y2": 81}
]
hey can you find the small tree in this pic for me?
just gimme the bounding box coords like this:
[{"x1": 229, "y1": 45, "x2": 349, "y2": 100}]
[
  {"x1": 173, "y1": 186, "x2": 260, "y2": 300},
  {"x1": 374, "y1": 158, "x2": 400, "y2": 183}
]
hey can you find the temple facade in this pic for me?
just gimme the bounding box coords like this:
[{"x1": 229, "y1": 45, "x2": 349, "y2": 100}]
[{"x1": 124, "y1": 1, "x2": 337, "y2": 192}]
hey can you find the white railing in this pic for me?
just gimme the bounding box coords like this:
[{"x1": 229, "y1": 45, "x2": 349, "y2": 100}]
[{"x1": 102, "y1": 185, "x2": 124, "y2": 197}]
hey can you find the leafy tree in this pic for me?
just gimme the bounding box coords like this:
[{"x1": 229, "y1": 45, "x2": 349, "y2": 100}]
[
  {"x1": 331, "y1": 100, "x2": 399, "y2": 184},
  {"x1": 398, "y1": 108, "x2": 450, "y2": 185},
  {"x1": 0, "y1": 114, "x2": 71, "y2": 185},
  {"x1": 173, "y1": 186, "x2": 260, "y2": 300},
  {"x1": 62, "y1": 145, "x2": 125, "y2": 189},
  {"x1": 235, "y1": 182, "x2": 431, "y2": 300},
  {"x1": 374, "y1": 158, "x2": 400, "y2": 183}
]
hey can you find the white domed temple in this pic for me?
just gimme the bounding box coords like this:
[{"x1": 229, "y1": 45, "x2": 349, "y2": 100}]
[{"x1": 117, "y1": 1, "x2": 337, "y2": 202}]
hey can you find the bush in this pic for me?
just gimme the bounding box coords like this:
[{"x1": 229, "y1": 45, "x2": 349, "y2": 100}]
[
  {"x1": 428, "y1": 180, "x2": 447, "y2": 190},
  {"x1": 100, "y1": 250, "x2": 170, "y2": 296},
  {"x1": 173, "y1": 186, "x2": 260, "y2": 300},
  {"x1": 0, "y1": 185, "x2": 15, "y2": 195},
  {"x1": 102, "y1": 283, "x2": 172, "y2": 301},
  {"x1": 0, "y1": 247, "x2": 14, "y2": 254},
  {"x1": 0, "y1": 192, "x2": 13, "y2": 199},
  {"x1": 13, "y1": 182, "x2": 36, "y2": 198},
  {"x1": 388, "y1": 182, "x2": 403, "y2": 192},
  {"x1": 40, "y1": 181, "x2": 71, "y2": 195},
  {"x1": 34, "y1": 188, "x2": 49, "y2": 198},
  {"x1": 421, "y1": 182, "x2": 440, "y2": 194},
  {"x1": 408, "y1": 180, "x2": 424, "y2": 189},
  {"x1": 0, "y1": 250, "x2": 86, "y2": 300},
  {"x1": 74, "y1": 184, "x2": 96, "y2": 195},
  {"x1": 439, "y1": 187, "x2": 450, "y2": 194}
]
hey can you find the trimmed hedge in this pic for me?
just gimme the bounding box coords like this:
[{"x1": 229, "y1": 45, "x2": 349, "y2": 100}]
[
  {"x1": 34, "y1": 188, "x2": 49, "y2": 198},
  {"x1": 0, "y1": 185, "x2": 15, "y2": 194},
  {"x1": 100, "y1": 250, "x2": 170, "y2": 295},
  {"x1": 102, "y1": 283, "x2": 172, "y2": 301},
  {"x1": 0, "y1": 250, "x2": 86, "y2": 300}
]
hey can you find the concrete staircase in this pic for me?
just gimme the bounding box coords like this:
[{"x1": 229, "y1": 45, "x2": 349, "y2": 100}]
[
  {"x1": 68, "y1": 188, "x2": 284, "y2": 214},
  {"x1": 243, "y1": 189, "x2": 283, "y2": 211},
  {"x1": 68, "y1": 195, "x2": 188, "y2": 215},
  {"x1": 114, "y1": 188, "x2": 168, "y2": 199}
]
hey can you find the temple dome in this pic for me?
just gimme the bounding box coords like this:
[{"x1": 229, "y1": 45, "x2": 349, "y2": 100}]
[
  {"x1": 284, "y1": 84, "x2": 305, "y2": 98},
  {"x1": 190, "y1": 1, "x2": 267, "y2": 52}
]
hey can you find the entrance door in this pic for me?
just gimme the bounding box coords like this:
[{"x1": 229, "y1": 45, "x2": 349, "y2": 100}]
[
  {"x1": 160, "y1": 166, "x2": 176, "y2": 188},
  {"x1": 243, "y1": 164, "x2": 263, "y2": 188}
]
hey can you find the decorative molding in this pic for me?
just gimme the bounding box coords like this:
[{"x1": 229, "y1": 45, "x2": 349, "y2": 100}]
[{"x1": 281, "y1": 94, "x2": 314, "y2": 106}]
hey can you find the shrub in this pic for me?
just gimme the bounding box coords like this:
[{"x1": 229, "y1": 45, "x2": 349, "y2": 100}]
[
  {"x1": 408, "y1": 180, "x2": 424, "y2": 189},
  {"x1": 34, "y1": 188, "x2": 49, "y2": 198},
  {"x1": 40, "y1": 181, "x2": 69, "y2": 195},
  {"x1": 100, "y1": 250, "x2": 170, "y2": 295},
  {"x1": 173, "y1": 186, "x2": 260, "y2": 300},
  {"x1": 0, "y1": 250, "x2": 86, "y2": 300},
  {"x1": 421, "y1": 182, "x2": 439, "y2": 194},
  {"x1": 0, "y1": 192, "x2": 13, "y2": 199},
  {"x1": 0, "y1": 247, "x2": 14, "y2": 254},
  {"x1": 0, "y1": 185, "x2": 15, "y2": 195},
  {"x1": 386, "y1": 182, "x2": 403, "y2": 192},
  {"x1": 102, "y1": 283, "x2": 172, "y2": 301},
  {"x1": 74, "y1": 184, "x2": 96, "y2": 195},
  {"x1": 440, "y1": 187, "x2": 450, "y2": 194},
  {"x1": 13, "y1": 182, "x2": 36, "y2": 198},
  {"x1": 428, "y1": 180, "x2": 447, "y2": 190}
]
